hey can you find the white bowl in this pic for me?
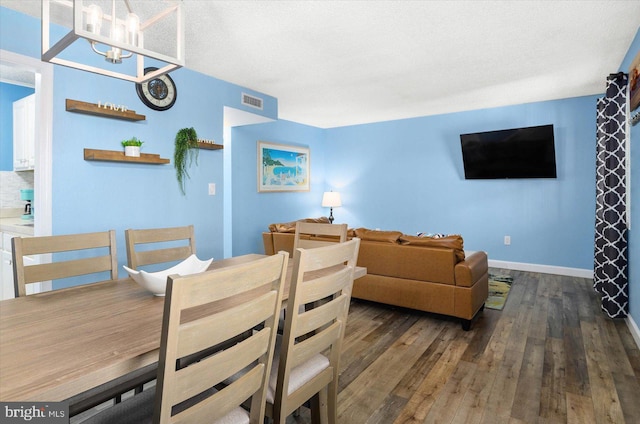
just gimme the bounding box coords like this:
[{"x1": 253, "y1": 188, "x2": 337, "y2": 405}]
[{"x1": 124, "y1": 254, "x2": 213, "y2": 296}]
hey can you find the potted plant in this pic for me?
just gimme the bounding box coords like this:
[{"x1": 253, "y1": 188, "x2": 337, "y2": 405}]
[
  {"x1": 174, "y1": 127, "x2": 199, "y2": 195},
  {"x1": 121, "y1": 137, "x2": 144, "y2": 157}
]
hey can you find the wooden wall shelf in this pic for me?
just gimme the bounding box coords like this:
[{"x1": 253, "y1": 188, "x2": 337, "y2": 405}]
[
  {"x1": 66, "y1": 99, "x2": 146, "y2": 121},
  {"x1": 84, "y1": 149, "x2": 169, "y2": 165},
  {"x1": 197, "y1": 142, "x2": 223, "y2": 150}
]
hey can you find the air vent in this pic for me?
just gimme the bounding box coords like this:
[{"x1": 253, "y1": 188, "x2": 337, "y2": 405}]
[{"x1": 241, "y1": 93, "x2": 263, "y2": 110}]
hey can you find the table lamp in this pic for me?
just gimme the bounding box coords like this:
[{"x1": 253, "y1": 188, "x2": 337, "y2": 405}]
[{"x1": 322, "y1": 191, "x2": 342, "y2": 224}]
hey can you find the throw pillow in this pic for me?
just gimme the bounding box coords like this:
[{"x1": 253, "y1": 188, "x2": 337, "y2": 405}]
[
  {"x1": 399, "y1": 234, "x2": 465, "y2": 262},
  {"x1": 268, "y1": 217, "x2": 330, "y2": 233},
  {"x1": 354, "y1": 228, "x2": 403, "y2": 243}
]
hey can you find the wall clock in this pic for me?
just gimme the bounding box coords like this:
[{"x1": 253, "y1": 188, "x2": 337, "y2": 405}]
[{"x1": 135, "y1": 67, "x2": 177, "y2": 111}]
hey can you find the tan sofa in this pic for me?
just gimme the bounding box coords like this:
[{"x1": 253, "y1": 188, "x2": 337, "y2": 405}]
[{"x1": 262, "y1": 221, "x2": 489, "y2": 330}]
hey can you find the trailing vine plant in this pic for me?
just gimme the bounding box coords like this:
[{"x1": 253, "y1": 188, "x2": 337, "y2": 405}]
[{"x1": 174, "y1": 127, "x2": 199, "y2": 195}]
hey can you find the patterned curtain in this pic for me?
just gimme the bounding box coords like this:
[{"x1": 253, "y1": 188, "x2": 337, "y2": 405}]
[{"x1": 594, "y1": 72, "x2": 628, "y2": 319}]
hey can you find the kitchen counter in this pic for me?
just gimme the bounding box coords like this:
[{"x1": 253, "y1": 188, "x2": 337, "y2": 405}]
[
  {"x1": 1, "y1": 217, "x2": 34, "y2": 236},
  {"x1": 0, "y1": 209, "x2": 34, "y2": 236}
]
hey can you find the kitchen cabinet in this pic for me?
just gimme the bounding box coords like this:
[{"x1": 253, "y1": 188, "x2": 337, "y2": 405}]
[
  {"x1": 1, "y1": 231, "x2": 15, "y2": 299},
  {"x1": 1, "y1": 248, "x2": 11, "y2": 300},
  {"x1": 13, "y1": 93, "x2": 36, "y2": 171},
  {"x1": 1, "y1": 231, "x2": 37, "y2": 300}
]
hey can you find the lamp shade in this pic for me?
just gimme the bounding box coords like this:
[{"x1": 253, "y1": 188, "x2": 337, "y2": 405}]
[{"x1": 322, "y1": 192, "x2": 342, "y2": 208}]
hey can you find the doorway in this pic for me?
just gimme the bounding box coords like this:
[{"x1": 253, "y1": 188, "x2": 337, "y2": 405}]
[{"x1": 0, "y1": 50, "x2": 53, "y2": 238}]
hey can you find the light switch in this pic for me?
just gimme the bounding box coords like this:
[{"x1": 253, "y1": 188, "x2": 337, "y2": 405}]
[{"x1": 208, "y1": 183, "x2": 216, "y2": 195}]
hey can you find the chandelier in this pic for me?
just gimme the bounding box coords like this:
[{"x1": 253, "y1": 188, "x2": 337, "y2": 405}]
[{"x1": 42, "y1": 0, "x2": 184, "y2": 83}]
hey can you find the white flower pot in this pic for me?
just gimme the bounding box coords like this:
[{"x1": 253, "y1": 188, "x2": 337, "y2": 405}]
[{"x1": 124, "y1": 146, "x2": 140, "y2": 157}]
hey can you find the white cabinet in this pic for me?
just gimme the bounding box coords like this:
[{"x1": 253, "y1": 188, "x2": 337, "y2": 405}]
[
  {"x1": 1, "y1": 232, "x2": 16, "y2": 300},
  {"x1": 1, "y1": 231, "x2": 38, "y2": 300},
  {"x1": 13, "y1": 93, "x2": 36, "y2": 171},
  {"x1": 1, "y1": 247, "x2": 13, "y2": 300}
]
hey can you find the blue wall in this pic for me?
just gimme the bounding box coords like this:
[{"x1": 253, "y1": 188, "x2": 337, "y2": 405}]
[
  {"x1": 619, "y1": 28, "x2": 640, "y2": 329},
  {"x1": 321, "y1": 97, "x2": 598, "y2": 270},
  {"x1": 0, "y1": 82, "x2": 34, "y2": 170},
  {"x1": 232, "y1": 94, "x2": 599, "y2": 271},
  {"x1": 233, "y1": 96, "x2": 596, "y2": 270},
  {"x1": 231, "y1": 120, "x2": 327, "y2": 255}
]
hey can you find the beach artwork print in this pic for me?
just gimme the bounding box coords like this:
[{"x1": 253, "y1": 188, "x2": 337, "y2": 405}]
[{"x1": 258, "y1": 141, "x2": 310, "y2": 192}]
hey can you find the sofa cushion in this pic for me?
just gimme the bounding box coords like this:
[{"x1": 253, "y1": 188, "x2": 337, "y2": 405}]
[
  {"x1": 268, "y1": 217, "x2": 330, "y2": 233},
  {"x1": 357, "y1": 242, "x2": 457, "y2": 285},
  {"x1": 399, "y1": 234, "x2": 465, "y2": 262},
  {"x1": 354, "y1": 228, "x2": 403, "y2": 243}
]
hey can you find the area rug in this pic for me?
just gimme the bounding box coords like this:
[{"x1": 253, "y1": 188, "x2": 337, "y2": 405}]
[{"x1": 485, "y1": 274, "x2": 514, "y2": 310}]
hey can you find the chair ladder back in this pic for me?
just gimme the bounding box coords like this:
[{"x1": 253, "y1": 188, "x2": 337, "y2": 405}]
[
  {"x1": 125, "y1": 225, "x2": 195, "y2": 269},
  {"x1": 293, "y1": 222, "x2": 348, "y2": 252},
  {"x1": 12, "y1": 230, "x2": 118, "y2": 297},
  {"x1": 154, "y1": 252, "x2": 288, "y2": 424},
  {"x1": 271, "y1": 238, "x2": 360, "y2": 423}
]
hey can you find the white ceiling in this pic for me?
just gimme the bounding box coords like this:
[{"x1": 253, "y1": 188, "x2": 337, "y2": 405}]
[{"x1": 2, "y1": 0, "x2": 639, "y2": 128}]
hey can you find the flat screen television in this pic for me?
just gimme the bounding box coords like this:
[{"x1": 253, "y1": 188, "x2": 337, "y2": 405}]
[{"x1": 460, "y1": 124, "x2": 557, "y2": 179}]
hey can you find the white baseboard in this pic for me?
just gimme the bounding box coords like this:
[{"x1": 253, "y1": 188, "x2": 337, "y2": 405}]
[
  {"x1": 487, "y1": 259, "x2": 594, "y2": 279},
  {"x1": 627, "y1": 315, "x2": 640, "y2": 349}
]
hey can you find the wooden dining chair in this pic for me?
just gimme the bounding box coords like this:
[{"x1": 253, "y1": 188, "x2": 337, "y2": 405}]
[
  {"x1": 125, "y1": 225, "x2": 196, "y2": 270},
  {"x1": 267, "y1": 237, "x2": 360, "y2": 424},
  {"x1": 11, "y1": 230, "x2": 157, "y2": 414},
  {"x1": 292, "y1": 221, "x2": 348, "y2": 252},
  {"x1": 82, "y1": 252, "x2": 289, "y2": 424},
  {"x1": 286, "y1": 221, "x2": 349, "y2": 334},
  {"x1": 11, "y1": 230, "x2": 118, "y2": 297}
]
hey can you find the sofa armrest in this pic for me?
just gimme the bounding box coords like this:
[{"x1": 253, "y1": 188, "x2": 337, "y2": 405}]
[
  {"x1": 262, "y1": 232, "x2": 275, "y2": 255},
  {"x1": 454, "y1": 251, "x2": 488, "y2": 287}
]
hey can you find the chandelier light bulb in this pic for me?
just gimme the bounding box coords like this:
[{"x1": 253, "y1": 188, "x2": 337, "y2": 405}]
[
  {"x1": 86, "y1": 4, "x2": 103, "y2": 35},
  {"x1": 126, "y1": 13, "x2": 140, "y2": 46}
]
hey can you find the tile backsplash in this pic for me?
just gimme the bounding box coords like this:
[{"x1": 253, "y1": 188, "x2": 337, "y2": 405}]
[{"x1": 0, "y1": 171, "x2": 34, "y2": 208}]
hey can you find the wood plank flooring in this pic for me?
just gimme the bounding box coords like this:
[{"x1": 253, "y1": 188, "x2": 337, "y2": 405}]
[
  {"x1": 73, "y1": 269, "x2": 639, "y2": 423},
  {"x1": 289, "y1": 268, "x2": 640, "y2": 423}
]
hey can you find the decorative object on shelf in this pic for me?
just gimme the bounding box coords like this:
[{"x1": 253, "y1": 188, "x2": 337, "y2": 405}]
[
  {"x1": 135, "y1": 67, "x2": 178, "y2": 111},
  {"x1": 121, "y1": 137, "x2": 144, "y2": 157},
  {"x1": 42, "y1": 0, "x2": 184, "y2": 83},
  {"x1": 66, "y1": 99, "x2": 145, "y2": 121},
  {"x1": 258, "y1": 141, "x2": 310, "y2": 192},
  {"x1": 197, "y1": 139, "x2": 223, "y2": 150},
  {"x1": 97, "y1": 101, "x2": 128, "y2": 112},
  {"x1": 84, "y1": 148, "x2": 169, "y2": 165},
  {"x1": 631, "y1": 110, "x2": 640, "y2": 127},
  {"x1": 174, "y1": 127, "x2": 199, "y2": 195},
  {"x1": 123, "y1": 254, "x2": 213, "y2": 296},
  {"x1": 322, "y1": 191, "x2": 342, "y2": 224}
]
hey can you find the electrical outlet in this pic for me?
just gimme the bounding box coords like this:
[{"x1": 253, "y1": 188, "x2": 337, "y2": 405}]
[
  {"x1": 208, "y1": 183, "x2": 216, "y2": 195},
  {"x1": 504, "y1": 235, "x2": 511, "y2": 245}
]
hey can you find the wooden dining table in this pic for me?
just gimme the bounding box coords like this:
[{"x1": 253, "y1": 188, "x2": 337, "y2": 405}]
[{"x1": 0, "y1": 254, "x2": 366, "y2": 411}]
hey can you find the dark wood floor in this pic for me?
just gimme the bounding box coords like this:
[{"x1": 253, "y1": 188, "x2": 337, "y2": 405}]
[
  {"x1": 74, "y1": 269, "x2": 639, "y2": 423},
  {"x1": 290, "y1": 268, "x2": 640, "y2": 424}
]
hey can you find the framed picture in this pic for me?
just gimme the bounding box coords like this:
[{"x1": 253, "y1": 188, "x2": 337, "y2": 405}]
[
  {"x1": 630, "y1": 49, "x2": 640, "y2": 112},
  {"x1": 258, "y1": 141, "x2": 310, "y2": 192}
]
